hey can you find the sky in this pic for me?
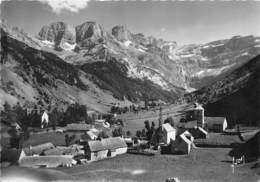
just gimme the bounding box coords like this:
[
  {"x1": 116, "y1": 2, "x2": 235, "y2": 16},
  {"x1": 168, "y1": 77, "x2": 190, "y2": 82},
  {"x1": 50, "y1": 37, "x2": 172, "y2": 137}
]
[{"x1": 1, "y1": 0, "x2": 260, "y2": 45}]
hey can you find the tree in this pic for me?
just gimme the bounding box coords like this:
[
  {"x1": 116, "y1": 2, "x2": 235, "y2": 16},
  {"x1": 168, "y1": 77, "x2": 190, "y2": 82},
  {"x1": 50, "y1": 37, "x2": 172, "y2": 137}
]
[
  {"x1": 49, "y1": 107, "x2": 60, "y2": 129},
  {"x1": 117, "y1": 119, "x2": 124, "y2": 127},
  {"x1": 112, "y1": 127, "x2": 123, "y2": 137},
  {"x1": 8, "y1": 127, "x2": 20, "y2": 148},
  {"x1": 164, "y1": 117, "x2": 174, "y2": 127},
  {"x1": 63, "y1": 103, "x2": 88, "y2": 124},
  {"x1": 98, "y1": 130, "x2": 109, "y2": 139},
  {"x1": 141, "y1": 128, "x2": 146, "y2": 138},
  {"x1": 85, "y1": 115, "x2": 94, "y2": 124},
  {"x1": 136, "y1": 130, "x2": 142, "y2": 138},
  {"x1": 126, "y1": 130, "x2": 132, "y2": 137},
  {"x1": 65, "y1": 134, "x2": 75, "y2": 146},
  {"x1": 144, "y1": 120, "x2": 153, "y2": 141},
  {"x1": 144, "y1": 120, "x2": 151, "y2": 131}
]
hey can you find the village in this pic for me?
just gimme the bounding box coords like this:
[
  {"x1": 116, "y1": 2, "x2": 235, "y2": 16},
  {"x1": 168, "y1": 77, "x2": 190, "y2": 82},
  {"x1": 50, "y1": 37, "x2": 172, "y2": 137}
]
[{"x1": 1, "y1": 100, "x2": 258, "y2": 182}]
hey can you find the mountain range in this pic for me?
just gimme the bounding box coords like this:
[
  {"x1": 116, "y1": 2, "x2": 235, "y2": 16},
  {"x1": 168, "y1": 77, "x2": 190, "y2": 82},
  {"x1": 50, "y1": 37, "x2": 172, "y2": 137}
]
[{"x1": 1, "y1": 19, "x2": 260, "y2": 117}]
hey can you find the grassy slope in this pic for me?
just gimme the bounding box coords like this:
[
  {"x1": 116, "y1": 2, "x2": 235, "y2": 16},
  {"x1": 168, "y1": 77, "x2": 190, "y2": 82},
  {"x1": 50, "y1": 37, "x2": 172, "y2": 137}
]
[
  {"x1": 57, "y1": 148, "x2": 259, "y2": 182},
  {"x1": 1, "y1": 28, "x2": 128, "y2": 112},
  {"x1": 185, "y1": 55, "x2": 260, "y2": 126},
  {"x1": 80, "y1": 58, "x2": 183, "y2": 102}
]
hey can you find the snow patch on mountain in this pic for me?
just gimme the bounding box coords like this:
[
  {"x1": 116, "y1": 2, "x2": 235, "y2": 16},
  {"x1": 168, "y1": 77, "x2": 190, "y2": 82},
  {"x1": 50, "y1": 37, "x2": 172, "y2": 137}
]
[
  {"x1": 41, "y1": 40, "x2": 55, "y2": 48},
  {"x1": 61, "y1": 42, "x2": 76, "y2": 51},
  {"x1": 240, "y1": 52, "x2": 249, "y2": 56},
  {"x1": 193, "y1": 64, "x2": 235, "y2": 78},
  {"x1": 202, "y1": 43, "x2": 224, "y2": 49},
  {"x1": 124, "y1": 40, "x2": 132, "y2": 47},
  {"x1": 180, "y1": 54, "x2": 195, "y2": 58},
  {"x1": 122, "y1": 58, "x2": 170, "y2": 90}
]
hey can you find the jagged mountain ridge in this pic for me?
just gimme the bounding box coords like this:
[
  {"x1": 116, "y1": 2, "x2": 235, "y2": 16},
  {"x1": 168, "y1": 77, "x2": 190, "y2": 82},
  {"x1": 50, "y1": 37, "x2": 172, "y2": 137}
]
[
  {"x1": 38, "y1": 21, "x2": 75, "y2": 51},
  {"x1": 0, "y1": 22, "x2": 181, "y2": 112},
  {"x1": 38, "y1": 21, "x2": 260, "y2": 92}
]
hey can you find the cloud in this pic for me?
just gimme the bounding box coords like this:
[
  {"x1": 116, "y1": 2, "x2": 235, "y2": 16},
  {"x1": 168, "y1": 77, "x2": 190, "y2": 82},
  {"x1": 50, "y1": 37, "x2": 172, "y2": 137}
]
[
  {"x1": 160, "y1": 28, "x2": 166, "y2": 32},
  {"x1": 38, "y1": 0, "x2": 90, "y2": 13},
  {"x1": 0, "y1": 0, "x2": 90, "y2": 13}
]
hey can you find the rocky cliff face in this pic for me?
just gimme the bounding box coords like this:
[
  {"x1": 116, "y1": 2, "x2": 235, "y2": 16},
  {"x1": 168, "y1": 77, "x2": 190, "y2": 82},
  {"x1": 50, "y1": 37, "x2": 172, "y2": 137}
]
[
  {"x1": 1, "y1": 22, "x2": 182, "y2": 112},
  {"x1": 75, "y1": 21, "x2": 107, "y2": 49},
  {"x1": 38, "y1": 22, "x2": 75, "y2": 50},
  {"x1": 37, "y1": 21, "x2": 260, "y2": 94},
  {"x1": 112, "y1": 25, "x2": 132, "y2": 42}
]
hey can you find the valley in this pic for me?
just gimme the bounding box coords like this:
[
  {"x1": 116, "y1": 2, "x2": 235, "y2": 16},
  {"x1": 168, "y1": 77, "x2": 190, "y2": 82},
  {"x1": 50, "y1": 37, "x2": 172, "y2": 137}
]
[{"x1": 1, "y1": 5, "x2": 260, "y2": 182}]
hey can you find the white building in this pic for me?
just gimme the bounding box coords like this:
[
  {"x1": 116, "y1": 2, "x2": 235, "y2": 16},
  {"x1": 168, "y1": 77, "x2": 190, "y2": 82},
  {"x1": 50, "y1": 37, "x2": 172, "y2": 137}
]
[
  {"x1": 41, "y1": 111, "x2": 49, "y2": 128},
  {"x1": 162, "y1": 123, "x2": 176, "y2": 144}
]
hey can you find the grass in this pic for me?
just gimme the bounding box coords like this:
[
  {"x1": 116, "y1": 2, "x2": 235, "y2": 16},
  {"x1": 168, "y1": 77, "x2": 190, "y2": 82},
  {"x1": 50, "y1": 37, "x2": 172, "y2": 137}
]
[
  {"x1": 194, "y1": 133, "x2": 243, "y2": 147},
  {"x1": 22, "y1": 132, "x2": 66, "y2": 147},
  {"x1": 56, "y1": 148, "x2": 259, "y2": 182},
  {"x1": 120, "y1": 104, "x2": 188, "y2": 134}
]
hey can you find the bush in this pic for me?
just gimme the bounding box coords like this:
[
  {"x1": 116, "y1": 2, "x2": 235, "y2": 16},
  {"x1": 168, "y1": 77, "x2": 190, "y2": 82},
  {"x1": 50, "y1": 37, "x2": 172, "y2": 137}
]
[
  {"x1": 98, "y1": 130, "x2": 109, "y2": 139},
  {"x1": 136, "y1": 130, "x2": 142, "y2": 138},
  {"x1": 164, "y1": 117, "x2": 174, "y2": 127},
  {"x1": 112, "y1": 127, "x2": 124, "y2": 137},
  {"x1": 126, "y1": 130, "x2": 132, "y2": 137}
]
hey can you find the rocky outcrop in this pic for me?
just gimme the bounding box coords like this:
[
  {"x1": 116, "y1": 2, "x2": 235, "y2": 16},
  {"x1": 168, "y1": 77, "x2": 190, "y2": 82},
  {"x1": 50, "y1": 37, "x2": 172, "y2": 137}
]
[
  {"x1": 38, "y1": 22, "x2": 75, "y2": 49},
  {"x1": 75, "y1": 21, "x2": 107, "y2": 48},
  {"x1": 225, "y1": 35, "x2": 258, "y2": 51},
  {"x1": 112, "y1": 25, "x2": 132, "y2": 42}
]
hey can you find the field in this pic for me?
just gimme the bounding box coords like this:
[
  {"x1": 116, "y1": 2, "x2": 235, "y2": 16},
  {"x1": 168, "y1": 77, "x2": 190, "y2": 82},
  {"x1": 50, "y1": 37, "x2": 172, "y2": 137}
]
[
  {"x1": 57, "y1": 148, "x2": 259, "y2": 182},
  {"x1": 120, "y1": 104, "x2": 188, "y2": 134},
  {"x1": 2, "y1": 148, "x2": 259, "y2": 182},
  {"x1": 22, "y1": 132, "x2": 67, "y2": 147}
]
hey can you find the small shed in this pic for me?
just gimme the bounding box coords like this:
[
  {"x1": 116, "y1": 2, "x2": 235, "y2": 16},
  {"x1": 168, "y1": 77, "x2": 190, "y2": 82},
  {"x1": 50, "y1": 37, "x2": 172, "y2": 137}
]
[
  {"x1": 162, "y1": 123, "x2": 176, "y2": 144},
  {"x1": 85, "y1": 140, "x2": 108, "y2": 161},
  {"x1": 1, "y1": 148, "x2": 26, "y2": 164},
  {"x1": 205, "y1": 117, "x2": 228, "y2": 132},
  {"x1": 101, "y1": 137, "x2": 127, "y2": 157},
  {"x1": 170, "y1": 131, "x2": 194, "y2": 154}
]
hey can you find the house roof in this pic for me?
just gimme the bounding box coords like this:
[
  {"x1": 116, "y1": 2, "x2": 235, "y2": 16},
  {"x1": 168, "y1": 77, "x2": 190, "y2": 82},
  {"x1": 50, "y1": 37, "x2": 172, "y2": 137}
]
[
  {"x1": 66, "y1": 123, "x2": 91, "y2": 131},
  {"x1": 205, "y1": 117, "x2": 226, "y2": 125},
  {"x1": 43, "y1": 148, "x2": 63, "y2": 155},
  {"x1": 86, "y1": 131, "x2": 98, "y2": 139},
  {"x1": 101, "y1": 137, "x2": 127, "y2": 150},
  {"x1": 182, "y1": 130, "x2": 193, "y2": 137},
  {"x1": 185, "y1": 104, "x2": 204, "y2": 112},
  {"x1": 1, "y1": 148, "x2": 24, "y2": 163},
  {"x1": 87, "y1": 140, "x2": 106, "y2": 152},
  {"x1": 179, "y1": 134, "x2": 192, "y2": 145},
  {"x1": 162, "y1": 123, "x2": 176, "y2": 132},
  {"x1": 19, "y1": 155, "x2": 76, "y2": 168},
  {"x1": 197, "y1": 127, "x2": 208, "y2": 135},
  {"x1": 24, "y1": 142, "x2": 54, "y2": 155}
]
